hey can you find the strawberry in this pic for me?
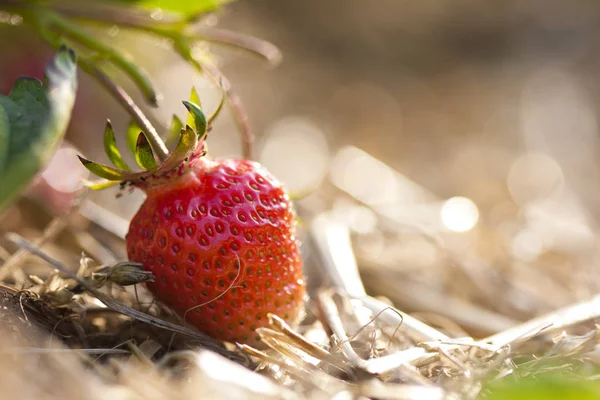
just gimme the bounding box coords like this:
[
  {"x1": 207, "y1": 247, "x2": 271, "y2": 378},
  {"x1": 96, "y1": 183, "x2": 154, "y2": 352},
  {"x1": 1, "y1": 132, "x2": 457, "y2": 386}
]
[{"x1": 79, "y1": 98, "x2": 305, "y2": 345}]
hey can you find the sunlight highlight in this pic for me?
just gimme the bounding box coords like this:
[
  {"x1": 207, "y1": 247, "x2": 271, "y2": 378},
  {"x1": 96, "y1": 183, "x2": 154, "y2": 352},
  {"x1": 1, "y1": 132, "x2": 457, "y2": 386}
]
[{"x1": 441, "y1": 196, "x2": 479, "y2": 232}]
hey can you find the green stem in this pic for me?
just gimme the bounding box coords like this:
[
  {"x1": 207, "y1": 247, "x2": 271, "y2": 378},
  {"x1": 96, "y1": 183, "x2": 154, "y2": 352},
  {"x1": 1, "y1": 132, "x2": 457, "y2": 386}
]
[
  {"x1": 191, "y1": 27, "x2": 282, "y2": 65},
  {"x1": 15, "y1": 3, "x2": 263, "y2": 161},
  {"x1": 27, "y1": 7, "x2": 169, "y2": 162},
  {"x1": 42, "y1": 9, "x2": 263, "y2": 160},
  {"x1": 88, "y1": 64, "x2": 169, "y2": 163},
  {"x1": 42, "y1": 9, "x2": 158, "y2": 106}
]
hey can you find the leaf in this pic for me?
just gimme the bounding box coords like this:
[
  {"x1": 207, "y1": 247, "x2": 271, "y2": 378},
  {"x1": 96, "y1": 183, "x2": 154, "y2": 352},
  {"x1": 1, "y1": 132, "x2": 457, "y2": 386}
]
[
  {"x1": 103, "y1": 120, "x2": 131, "y2": 170},
  {"x1": 102, "y1": 0, "x2": 233, "y2": 17},
  {"x1": 159, "y1": 125, "x2": 198, "y2": 172},
  {"x1": 85, "y1": 179, "x2": 120, "y2": 190},
  {"x1": 187, "y1": 87, "x2": 201, "y2": 129},
  {"x1": 0, "y1": 47, "x2": 78, "y2": 213},
  {"x1": 81, "y1": 126, "x2": 197, "y2": 185},
  {"x1": 134, "y1": 132, "x2": 158, "y2": 170},
  {"x1": 126, "y1": 119, "x2": 143, "y2": 157},
  {"x1": 183, "y1": 101, "x2": 207, "y2": 137},
  {"x1": 165, "y1": 114, "x2": 183, "y2": 149},
  {"x1": 78, "y1": 156, "x2": 128, "y2": 181}
]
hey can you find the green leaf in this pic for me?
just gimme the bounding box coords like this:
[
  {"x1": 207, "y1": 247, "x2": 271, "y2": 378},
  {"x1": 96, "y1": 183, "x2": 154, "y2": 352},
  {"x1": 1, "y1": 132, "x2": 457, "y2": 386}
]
[
  {"x1": 0, "y1": 47, "x2": 78, "y2": 213},
  {"x1": 85, "y1": 179, "x2": 120, "y2": 190},
  {"x1": 103, "y1": 0, "x2": 233, "y2": 17},
  {"x1": 134, "y1": 133, "x2": 158, "y2": 170},
  {"x1": 182, "y1": 101, "x2": 207, "y2": 137},
  {"x1": 126, "y1": 119, "x2": 143, "y2": 157},
  {"x1": 165, "y1": 114, "x2": 183, "y2": 149},
  {"x1": 103, "y1": 120, "x2": 131, "y2": 171},
  {"x1": 78, "y1": 156, "x2": 128, "y2": 181},
  {"x1": 187, "y1": 87, "x2": 201, "y2": 129},
  {"x1": 159, "y1": 125, "x2": 198, "y2": 172}
]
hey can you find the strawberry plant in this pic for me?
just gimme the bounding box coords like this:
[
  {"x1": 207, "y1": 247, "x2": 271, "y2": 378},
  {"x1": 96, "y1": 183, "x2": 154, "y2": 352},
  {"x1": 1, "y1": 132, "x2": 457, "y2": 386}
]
[
  {"x1": 0, "y1": 0, "x2": 281, "y2": 212},
  {"x1": 0, "y1": 46, "x2": 77, "y2": 211},
  {"x1": 0, "y1": 0, "x2": 304, "y2": 345}
]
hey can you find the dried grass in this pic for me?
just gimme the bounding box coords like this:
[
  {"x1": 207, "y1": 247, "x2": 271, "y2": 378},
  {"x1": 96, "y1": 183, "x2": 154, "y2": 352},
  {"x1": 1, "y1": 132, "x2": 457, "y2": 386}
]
[{"x1": 0, "y1": 192, "x2": 599, "y2": 400}]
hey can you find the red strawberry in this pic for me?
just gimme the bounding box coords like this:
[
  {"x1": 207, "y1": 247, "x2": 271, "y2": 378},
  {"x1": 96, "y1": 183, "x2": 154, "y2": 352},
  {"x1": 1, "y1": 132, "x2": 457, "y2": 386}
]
[{"x1": 79, "y1": 100, "x2": 305, "y2": 345}]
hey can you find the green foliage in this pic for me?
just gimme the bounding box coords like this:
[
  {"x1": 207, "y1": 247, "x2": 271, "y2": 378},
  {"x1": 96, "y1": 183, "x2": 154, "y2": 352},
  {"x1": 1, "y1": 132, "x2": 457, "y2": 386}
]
[
  {"x1": 79, "y1": 124, "x2": 198, "y2": 186},
  {"x1": 126, "y1": 119, "x2": 143, "y2": 156},
  {"x1": 103, "y1": 0, "x2": 233, "y2": 17},
  {"x1": 103, "y1": 120, "x2": 131, "y2": 171},
  {"x1": 78, "y1": 156, "x2": 127, "y2": 181},
  {"x1": 157, "y1": 125, "x2": 198, "y2": 171},
  {"x1": 182, "y1": 101, "x2": 207, "y2": 137},
  {"x1": 187, "y1": 87, "x2": 201, "y2": 129},
  {"x1": 165, "y1": 114, "x2": 184, "y2": 149},
  {"x1": 134, "y1": 132, "x2": 158, "y2": 170},
  {"x1": 484, "y1": 373, "x2": 600, "y2": 400},
  {"x1": 0, "y1": 47, "x2": 77, "y2": 213}
]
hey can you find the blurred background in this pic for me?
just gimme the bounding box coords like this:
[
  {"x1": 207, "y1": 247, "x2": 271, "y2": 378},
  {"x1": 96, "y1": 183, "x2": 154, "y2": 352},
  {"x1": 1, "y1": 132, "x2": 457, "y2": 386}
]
[{"x1": 4, "y1": 0, "x2": 600, "y2": 338}]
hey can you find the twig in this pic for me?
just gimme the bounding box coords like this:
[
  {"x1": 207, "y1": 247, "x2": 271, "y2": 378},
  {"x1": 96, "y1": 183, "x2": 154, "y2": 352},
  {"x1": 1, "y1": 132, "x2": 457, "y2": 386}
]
[
  {"x1": 6, "y1": 233, "x2": 236, "y2": 359},
  {"x1": 316, "y1": 289, "x2": 369, "y2": 371},
  {"x1": 481, "y1": 294, "x2": 600, "y2": 350}
]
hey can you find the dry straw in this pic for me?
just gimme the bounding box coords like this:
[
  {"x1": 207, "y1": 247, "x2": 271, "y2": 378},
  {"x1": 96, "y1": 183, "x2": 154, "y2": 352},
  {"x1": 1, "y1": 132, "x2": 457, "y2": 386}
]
[{"x1": 0, "y1": 196, "x2": 598, "y2": 400}]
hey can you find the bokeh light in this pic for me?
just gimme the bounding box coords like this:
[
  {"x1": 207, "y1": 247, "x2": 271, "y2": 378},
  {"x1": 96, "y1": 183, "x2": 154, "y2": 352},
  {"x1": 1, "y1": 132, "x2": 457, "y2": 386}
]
[
  {"x1": 440, "y1": 196, "x2": 479, "y2": 232},
  {"x1": 507, "y1": 153, "x2": 564, "y2": 206},
  {"x1": 259, "y1": 117, "x2": 329, "y2": 196},
  {"x1": 40, "y1": 145, "x2": 89, "y2": 194}
]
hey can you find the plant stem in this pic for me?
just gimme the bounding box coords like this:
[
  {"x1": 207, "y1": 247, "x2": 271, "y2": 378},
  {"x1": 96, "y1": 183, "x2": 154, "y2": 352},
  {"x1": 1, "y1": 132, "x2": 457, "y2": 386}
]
[
  {"x1": 43, "y1": 10, "x2": 158, "y2": 106},
  {"x1": 191, "y1": 27, "x2": 282, "y2": 65},
  {"x1": 20, "y1": 4, "x2": 263, "y2": 161},
  {"x1": 26, "y1": 7, "x2": 170, "y2": 162},
  {"x1": 45, "y1": 8, "x2": 261, "y2": 160},
  {"x1": 89, "y1": 65, "x2": 169, "y2": 162},
  {"x1": 62, "y1": 7, "x2": 282, "y2": 65},
  {"x1": 201, "y1": 63, "x2": 254, "y2": 160},
  {"x1": 170, "y1": 33, "x2": 254, "y2": 160}
]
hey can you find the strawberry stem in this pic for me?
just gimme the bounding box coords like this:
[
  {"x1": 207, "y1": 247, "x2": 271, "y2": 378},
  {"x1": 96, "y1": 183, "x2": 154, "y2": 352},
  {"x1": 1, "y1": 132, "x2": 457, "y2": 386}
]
[{"x1": 91, "y1": 66, "x2": 169, "y2": 162}]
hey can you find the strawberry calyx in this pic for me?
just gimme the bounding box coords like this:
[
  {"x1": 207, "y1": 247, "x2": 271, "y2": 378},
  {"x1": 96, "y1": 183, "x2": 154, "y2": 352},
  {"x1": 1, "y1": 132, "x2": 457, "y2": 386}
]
[{"x1": 79, "y1": 91, "x2": 221, "y2": 192}]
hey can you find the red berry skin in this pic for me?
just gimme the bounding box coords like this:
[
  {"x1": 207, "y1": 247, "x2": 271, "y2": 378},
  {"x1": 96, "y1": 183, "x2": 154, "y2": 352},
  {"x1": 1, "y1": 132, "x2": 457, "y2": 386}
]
[{"x1": 126, "y1": 158, "x2": 305, "y2": 345}]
